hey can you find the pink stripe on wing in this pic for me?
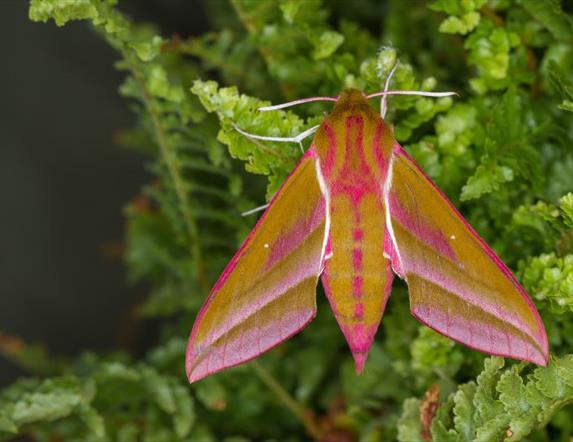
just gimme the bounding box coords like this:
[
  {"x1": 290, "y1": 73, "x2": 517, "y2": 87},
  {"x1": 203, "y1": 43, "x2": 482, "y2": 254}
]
[
  {"x1": 388, "y1": 192, "x2": 457, "y2": 262},
  {"x1": 412, "y1": 304, "x2": 546, "y2": 365},
  {"x1": 394, "y1": 144, "x2": 544, "y2": 331},
  {"x1": 209, "y1": 148, "x2": 320, "y2": 296},
  {"x1": 265, "y1": 198, "x2": 326, "y2": 270}
]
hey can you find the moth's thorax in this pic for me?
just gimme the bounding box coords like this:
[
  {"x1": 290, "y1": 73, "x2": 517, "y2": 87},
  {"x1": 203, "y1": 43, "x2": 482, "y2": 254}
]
[
  {"x1": 313, "y1": 89, "x2": 394, "y2": 185},
  {"x1": 329, "y1": 89, "x2": 378, "y2": 120}
]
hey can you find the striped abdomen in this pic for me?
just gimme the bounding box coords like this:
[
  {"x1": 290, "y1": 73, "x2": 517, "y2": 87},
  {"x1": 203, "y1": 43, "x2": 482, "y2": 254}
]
[{"x1": 315, "y1": 111, "x2": 394, "y2": 371}]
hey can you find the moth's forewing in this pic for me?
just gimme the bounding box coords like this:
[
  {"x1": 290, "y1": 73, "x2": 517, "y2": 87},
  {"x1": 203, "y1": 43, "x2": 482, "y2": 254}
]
[{"x1": 186, "y1": 148, "x2": 327, "y2": 383}]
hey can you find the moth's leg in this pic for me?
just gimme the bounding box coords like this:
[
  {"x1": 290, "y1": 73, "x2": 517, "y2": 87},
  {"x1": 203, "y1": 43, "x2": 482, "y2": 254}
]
[
  {"x1": 232, "y1": 124, "x2": 319, "y2": 153},
  {"x1": 241, "y1": 203, "x2": 269, "y2": 217},
  {"x1": 234, "y1": 123, "x2": 319, "y2": 217},
  {"x1": 241, "y1": 203, "x2": 269, "y2": 216}
]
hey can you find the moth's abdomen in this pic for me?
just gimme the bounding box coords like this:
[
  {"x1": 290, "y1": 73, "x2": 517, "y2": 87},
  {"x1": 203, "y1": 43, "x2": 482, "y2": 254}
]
[
  {"x1": 320, "y1": 190, "x2": 393, "y2": 372},
  {"x1": 315, "y1": 108, "x2": 394, "y2": 373}
]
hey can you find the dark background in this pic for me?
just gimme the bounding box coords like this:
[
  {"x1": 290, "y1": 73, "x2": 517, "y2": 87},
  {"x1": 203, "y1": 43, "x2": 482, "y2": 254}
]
[{"x1": 0, "y1": 0, "x2": 209, "y2": 387}]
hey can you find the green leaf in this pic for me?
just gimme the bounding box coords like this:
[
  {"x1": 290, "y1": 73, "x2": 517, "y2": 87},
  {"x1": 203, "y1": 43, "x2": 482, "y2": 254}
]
[
  {"x1": 461, "y1": 161, "x2": 514, "y2": 200},
  {"x1": 548, "y1": 61, "x2": 573, "y2": 113},
  {"x1": 77, "y1": 404, "x2": 106, "y2": 438},
  {"x1": 439, "y1": 12, "x2": 481, "y2": 34},
  {"x1": 461, "y1": 87, "x2": 541, "y2": 201},
  {"x1": 474, "y1": 357, "x2": 505, "y2": 427},
  {"x1": 0, "y1": 413, "x2": 17, "y2": 434},
  {"x1": 9, "y1": 378, "x2": 83, "y2": 425},
  {"x1": 279, "y1": 0, "x2": 303, "y2": 23},
  {"x1": 172, "y1": 385, "x2": 195, "y2": 438},
  {"x1": 0, "y1": 376, "x2": 105, "y2": 436},
  {"x1": 519, "y1": 253, "x2": 573, "y2": 314},
  {"x1": 428, "y1": 356, "x2": 573, "y2": 441},
  {"x1": 397, "y1": 398, "x2": 423, "y2": 442},
  {"x1": 430, "y1": 0, "x2": 487, "y2": 15},
  {"x1": 191, "y1": 79, "x2": 308, "y2": 196},
  {"x1": 195, "y1": 377, "x2": 227, "y2": 411},
  {"x1": 411, "y1": 327, "x2": 464, "y2": 383},
  {"x1": 554, "y1": 355, "x2": 573, "y2": 387},
  {"x1": 142, "y1": 368, "x2": 176, "y2": 414},
  {"x1": 29, "y1": 0, "x2": 100, "y2": 26},
  {"x1": 147, "y1": 65, "x2": 185, "y2": 103},
  {"x1": 310, "y1": 30, "x2": 345, "y2": 60},
  {"x1": 518, "y1": 0, "x2": 573, "y2": 42},
  {"x1": 465, "y1": 21, "x2": 521, "y2": 93},
  {"x1": 130, "y1": 36, "x2": 164, "y2": 62},
  {"x1": 452, "y1": 382, "x2": 477, "y2": 440},
  {"x1": 430, "y1": 396, "x2": 459, "y2": 442},
  {"x1": 497, "y1": 367, "x2": 528, "y2": 415}
]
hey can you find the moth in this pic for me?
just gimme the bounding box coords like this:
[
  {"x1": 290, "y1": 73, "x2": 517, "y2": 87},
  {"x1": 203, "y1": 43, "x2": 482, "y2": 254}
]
[{"x1": 186, "y1": 84, "x2": 548, "y2": 383}]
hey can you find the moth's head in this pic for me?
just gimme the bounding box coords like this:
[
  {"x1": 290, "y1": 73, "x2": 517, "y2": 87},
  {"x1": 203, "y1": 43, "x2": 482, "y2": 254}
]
[
  {"x1": 337, "y1": 88, "x2": 367, "y2": 104},
  {"x1": 331, "y1": 88, "x2": 378, "y2": 120}
]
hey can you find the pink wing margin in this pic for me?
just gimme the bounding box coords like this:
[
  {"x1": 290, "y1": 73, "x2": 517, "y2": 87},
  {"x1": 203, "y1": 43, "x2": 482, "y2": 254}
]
[
  {"x1": 186, "y1": 147, "x2": 328, "y2": 383},
  {"x1": 384, "y1": 145, "x2": 548, "y2": 365}
]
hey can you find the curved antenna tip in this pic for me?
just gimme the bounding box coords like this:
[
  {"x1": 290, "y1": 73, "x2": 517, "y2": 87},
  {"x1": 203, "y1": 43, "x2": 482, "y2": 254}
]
[
  {"x1": 367, "y1": 90, "x2": 458, "y2": 99},
  {"x1": 258, "y1": 96, "x2": 338, "y2": 112}
]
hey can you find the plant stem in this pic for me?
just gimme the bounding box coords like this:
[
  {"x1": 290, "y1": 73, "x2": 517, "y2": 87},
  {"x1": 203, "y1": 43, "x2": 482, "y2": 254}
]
[
  {"x1": 126, "y1": 55, "x2": 209, "y2": 290},
  {"x1": 250, "y1": 360, "x2": 322, "y2": 440}
]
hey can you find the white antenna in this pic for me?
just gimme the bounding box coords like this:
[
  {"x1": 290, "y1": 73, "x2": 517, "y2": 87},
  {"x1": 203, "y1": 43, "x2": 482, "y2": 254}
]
[
  {"x1": 232, "y1": 123, "x2": 319, "y2": 153},
  {"x1": 380, "y1": 61, "x2": 399, "y2": 118},
  {"x1": 258, "y1": 96, "x2": 337, "y2": 112}
]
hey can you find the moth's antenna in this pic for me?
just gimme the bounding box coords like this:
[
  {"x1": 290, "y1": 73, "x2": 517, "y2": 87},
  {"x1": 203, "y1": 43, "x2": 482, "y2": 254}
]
[
  {"x1": 367, "y1": 90, "x2": 457, "y2": 99},
  {"x1": 370, "y1": 61, "x2": 456, "y2": 116},
  {"x1": 232, "y1": 123, "x2": 319, "y2": 153},
  {"x1": 380, "y1": 61, "x2": 399, "y2": 118},
  {"x1": 259, "y1": 96, "x2": 337, "y2": 112},
  {"x1": 241, "y1": 204, "x2": 269, "y2": 217}
]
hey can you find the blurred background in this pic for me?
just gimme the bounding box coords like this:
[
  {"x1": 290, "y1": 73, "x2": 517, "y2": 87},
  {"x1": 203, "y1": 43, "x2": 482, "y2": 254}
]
[{"x1": 0, "y1": 0, "x2": 210, "y2": 387}]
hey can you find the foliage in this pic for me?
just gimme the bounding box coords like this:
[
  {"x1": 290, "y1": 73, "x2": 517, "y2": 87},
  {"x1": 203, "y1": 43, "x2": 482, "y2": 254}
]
[
  {"x1": 1, "y1": 0, "x2": 572, "y2": 440},
  {"x1": 398, "y1": 356, "x2": 573, "y2": 442}
]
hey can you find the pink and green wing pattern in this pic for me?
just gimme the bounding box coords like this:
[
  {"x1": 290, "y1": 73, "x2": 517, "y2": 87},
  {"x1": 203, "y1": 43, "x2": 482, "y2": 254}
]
[
  {"x1": 186, "y1": 88, "x2": 548, "y2": 384},
  {"x1": 185, "y1": 147, "x2": 327, "y2": 383},
  {"x1": 385, "y1": 145, "x2": 548, "y2": 365}
]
